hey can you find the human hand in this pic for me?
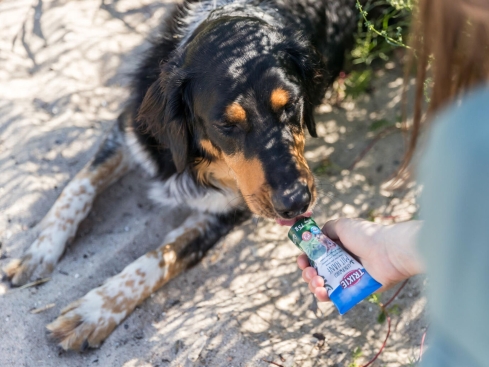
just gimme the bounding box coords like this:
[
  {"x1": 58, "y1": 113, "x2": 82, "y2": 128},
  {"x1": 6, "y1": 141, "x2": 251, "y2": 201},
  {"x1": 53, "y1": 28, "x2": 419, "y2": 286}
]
[{"x1": 297, "y1": 218, "x2": 425, "y2": 302}]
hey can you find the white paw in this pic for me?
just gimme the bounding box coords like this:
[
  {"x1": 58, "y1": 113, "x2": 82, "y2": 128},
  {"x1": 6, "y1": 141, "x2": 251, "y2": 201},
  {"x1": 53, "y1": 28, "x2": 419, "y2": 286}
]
[
  {"x1": 3, "y1": 252, "x2": 52, "y2": 286},
  {"x1": 2, "y1": 233, "x2": 65, "y2": 286},
  {"x1": 47, "y1": 285, "x2": 130, "y2": 351}
]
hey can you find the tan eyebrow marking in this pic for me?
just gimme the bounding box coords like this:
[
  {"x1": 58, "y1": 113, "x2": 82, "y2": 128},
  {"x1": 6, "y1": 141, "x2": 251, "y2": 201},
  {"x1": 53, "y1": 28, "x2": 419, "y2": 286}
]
[
  {"x1": 270, "y1": 88, "x2": 290, "y2": 111},
  {"x1": 225, "y1": 103, "x2": 246, "y2": 123}
]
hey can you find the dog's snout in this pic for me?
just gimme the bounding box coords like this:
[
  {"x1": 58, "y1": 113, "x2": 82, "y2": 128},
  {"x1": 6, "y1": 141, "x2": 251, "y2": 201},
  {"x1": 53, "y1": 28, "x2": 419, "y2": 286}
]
[{"x1": 272, "y1": 182, "x2": 311, "y2": 219}]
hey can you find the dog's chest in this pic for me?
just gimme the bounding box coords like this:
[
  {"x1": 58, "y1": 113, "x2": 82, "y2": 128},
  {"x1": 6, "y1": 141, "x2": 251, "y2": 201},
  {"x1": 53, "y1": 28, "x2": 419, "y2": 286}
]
[{"x1": 148, "y1": 166, "x2": 242, "y2": 214}]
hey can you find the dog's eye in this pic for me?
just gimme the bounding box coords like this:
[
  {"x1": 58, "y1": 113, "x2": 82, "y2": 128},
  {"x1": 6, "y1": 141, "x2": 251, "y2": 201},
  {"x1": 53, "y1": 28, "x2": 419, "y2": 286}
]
[
  {"x1": 279, "y1": 103, "x2": 296, "y2": 118},
  {"x1": 284, "y1": 103, "x2": 294, "y2": 113},
  {"x1": 216, "y1": 122, "x2": 239, "y2": 134},
  {"x1": 221, "y1": 124, "x2": 237, "y2": 132}
]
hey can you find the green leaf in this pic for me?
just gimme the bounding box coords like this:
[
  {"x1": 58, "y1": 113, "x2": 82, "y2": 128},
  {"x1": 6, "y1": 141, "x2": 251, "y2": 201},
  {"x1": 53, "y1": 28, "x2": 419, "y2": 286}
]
[
  {"x1": 367, "y1": 294, "x2": 381, "y2": 305},
  {"x1": 377, "y1": 310, "x2": 387, "y2": 324},
  {"x1": 344, "y1": 70, "x2": 372, "y2": 99},
  {"x1": 352, "y1": 347, "x2": 363, "y2": 359},
  {"x1": 369, "y1": 119, "x2": 392, "y2": 132},
  {"x1": 366, "y1": 209, "x2": 376, "y2": 222},
  {"x1": 348, "y1": 347, "x2": 363, "y2": 367},
  {"x1": 388, "y1": 304, "x2": 401, "y2": 315},
  {"x1": 313, "y1": 158, "x2": 332, "y2": 175}
]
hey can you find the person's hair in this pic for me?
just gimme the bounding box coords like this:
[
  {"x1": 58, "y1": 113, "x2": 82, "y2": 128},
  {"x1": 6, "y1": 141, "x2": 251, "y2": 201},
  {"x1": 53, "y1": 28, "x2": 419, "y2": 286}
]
[{"x1": 394, "y1": 0, "x2": 489, "y2": 186}]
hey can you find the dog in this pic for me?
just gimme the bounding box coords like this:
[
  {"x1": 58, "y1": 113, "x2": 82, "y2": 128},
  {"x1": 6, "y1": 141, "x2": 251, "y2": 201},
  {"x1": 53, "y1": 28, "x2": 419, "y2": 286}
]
[{"x1": 3, "y1": 0, "x2": 357, "y2": 351}]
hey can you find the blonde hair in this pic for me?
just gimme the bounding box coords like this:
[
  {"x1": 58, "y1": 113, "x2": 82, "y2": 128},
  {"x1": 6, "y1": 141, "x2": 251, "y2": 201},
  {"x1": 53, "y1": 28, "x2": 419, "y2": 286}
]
[{"x1": 395, "y1": 0, "x2": 489, "y2": 184}]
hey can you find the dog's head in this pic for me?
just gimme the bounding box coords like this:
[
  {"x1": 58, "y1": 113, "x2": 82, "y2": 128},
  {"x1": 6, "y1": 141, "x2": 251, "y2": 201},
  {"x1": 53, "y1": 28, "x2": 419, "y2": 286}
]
[{"x1": 139, "y1": 18, "x2": 326, "y2": 222}]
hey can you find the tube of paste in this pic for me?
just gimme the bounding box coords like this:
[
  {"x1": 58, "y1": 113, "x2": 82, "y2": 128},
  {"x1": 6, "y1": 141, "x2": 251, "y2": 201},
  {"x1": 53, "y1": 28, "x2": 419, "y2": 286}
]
[{"x1": 289, "y1": 217, "x2": 382, "y2": 315}]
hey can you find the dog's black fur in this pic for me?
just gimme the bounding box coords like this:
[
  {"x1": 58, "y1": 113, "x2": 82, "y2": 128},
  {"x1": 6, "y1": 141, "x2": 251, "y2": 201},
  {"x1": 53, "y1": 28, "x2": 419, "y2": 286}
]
[
  {"x1": 4, "y1": 0, "x2": 359, "y2": 351},
  {"x1": 133, "y1": 0, "x2": 356, "y2": 178}
]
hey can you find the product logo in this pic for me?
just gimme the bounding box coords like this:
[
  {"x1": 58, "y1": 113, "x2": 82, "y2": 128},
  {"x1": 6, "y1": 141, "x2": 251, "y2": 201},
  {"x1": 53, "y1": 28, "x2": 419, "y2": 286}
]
[
  {"x1": 301, "y1": 231, "x2": 312, "y2": 241},
  {"x1": 340, "y1": 269, "x2": 365, "y2": 289},
  {"x1": 310, "y1": 226, "x2": 321, "y2": 235}
]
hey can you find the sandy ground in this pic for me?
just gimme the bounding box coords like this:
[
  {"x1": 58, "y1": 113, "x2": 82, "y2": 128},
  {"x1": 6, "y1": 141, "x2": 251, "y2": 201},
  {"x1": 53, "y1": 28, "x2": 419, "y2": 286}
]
[{"x1": 0, "y1": 1, "x2": 427, "y2": 366}]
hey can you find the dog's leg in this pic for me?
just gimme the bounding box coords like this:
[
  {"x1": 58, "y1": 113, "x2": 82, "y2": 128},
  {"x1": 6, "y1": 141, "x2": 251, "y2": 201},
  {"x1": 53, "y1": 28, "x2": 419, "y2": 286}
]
[
  {"x1": 3, "y1": 118, "x2": 132, "y2": 286},
  {"x1": 45, "y1": 210, "x2": 247, "y2": 351}
]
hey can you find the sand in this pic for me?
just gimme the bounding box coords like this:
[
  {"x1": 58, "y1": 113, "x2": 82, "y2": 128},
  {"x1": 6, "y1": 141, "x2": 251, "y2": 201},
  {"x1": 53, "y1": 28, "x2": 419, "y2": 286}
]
[{"x1": 0, "y1": 0, "x2": 427, "y2": 366}]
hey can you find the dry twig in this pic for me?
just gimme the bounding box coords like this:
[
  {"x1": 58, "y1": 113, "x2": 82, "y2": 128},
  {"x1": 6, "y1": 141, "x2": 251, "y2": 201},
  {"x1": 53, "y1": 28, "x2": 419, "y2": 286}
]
[
  {"x1": 262, "y1": 359, "x2": 285, "y2": 367},
  {"x1": 18, "y1": 277, "x2": 50, "y2": 290},
  {"x1": 30, "y1": 303, "x2": 55, "y2": 314}
]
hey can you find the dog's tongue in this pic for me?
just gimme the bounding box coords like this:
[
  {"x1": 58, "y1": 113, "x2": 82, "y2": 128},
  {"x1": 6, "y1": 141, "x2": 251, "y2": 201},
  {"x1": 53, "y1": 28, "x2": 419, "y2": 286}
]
[
  {"x1": 275, "y1": 212, "x2": 312, "y2": 226},
  {"x1": 275, "y1": 218, "x2": 298, "y2": 226}
]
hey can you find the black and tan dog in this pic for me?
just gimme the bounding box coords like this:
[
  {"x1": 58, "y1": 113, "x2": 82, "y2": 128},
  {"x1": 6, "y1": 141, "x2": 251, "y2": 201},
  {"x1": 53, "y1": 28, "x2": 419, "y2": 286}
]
[{"x1": 3, "y1": 0, "x2": 357, "y2": 351}]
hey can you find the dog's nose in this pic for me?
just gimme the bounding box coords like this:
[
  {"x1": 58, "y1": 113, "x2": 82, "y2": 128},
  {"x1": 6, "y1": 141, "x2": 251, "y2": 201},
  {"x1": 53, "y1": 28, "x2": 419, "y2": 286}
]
[{"x1": 272, "y1": 182, "x2": 311, "y2": 219}]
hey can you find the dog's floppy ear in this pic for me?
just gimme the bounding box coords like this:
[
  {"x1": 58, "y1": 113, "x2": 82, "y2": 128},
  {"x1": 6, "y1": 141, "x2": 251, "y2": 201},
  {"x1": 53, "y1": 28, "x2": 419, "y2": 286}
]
[
  {"x1": 302, "y1": 103, "x2": 317, "y2": 138},
  {"x1": 138, "y1": 65, "x2": 193, "y2": 172},
  {"x1": 282, "y1": 37, "x2": 326, "y2": 138}
]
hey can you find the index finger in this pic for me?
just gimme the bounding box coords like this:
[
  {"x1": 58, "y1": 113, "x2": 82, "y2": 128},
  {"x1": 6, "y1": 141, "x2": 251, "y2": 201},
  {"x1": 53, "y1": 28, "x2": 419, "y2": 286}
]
[{"x1": 297, "y1": 253, "x2": 310, "y2": 270}]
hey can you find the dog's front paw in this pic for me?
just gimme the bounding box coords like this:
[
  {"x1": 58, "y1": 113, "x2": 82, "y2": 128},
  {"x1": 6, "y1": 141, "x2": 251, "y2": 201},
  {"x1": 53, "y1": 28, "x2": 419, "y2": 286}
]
[
  {"x1": 2, "y1": 228, "x2": 70, "y2": 286},
  {"x1": 47, "y1": 286, "x2": 129, "y2": 351},
  {"x1": 2, "y1": 251, "x2": 53, "y2": 286}
]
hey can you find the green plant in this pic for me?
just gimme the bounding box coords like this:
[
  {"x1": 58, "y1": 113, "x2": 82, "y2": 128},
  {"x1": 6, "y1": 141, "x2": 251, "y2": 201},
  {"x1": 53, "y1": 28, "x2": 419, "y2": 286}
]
[
  {"x1": 368, "y1": 292, "x2": 402, "y2": 324},
  {"x1": 345, "y1": 70, "x2": 373, "y2": 98},
  {"x1": 406, "y1": 358, "x2": 420, "y2": 367},
  {"x1": 369, "y1": 118, "x2": 392, "y2": 132},
  {"x1": 366, "y1": 209, "x2": 376, "y2": 222},
  {"x1": 313, "y1": 158, "x2": 342, "y2": 175},
  {"x1": 351, "y1": 0, "x2": 412, "y2": 66},
  {"x1": 313, "y1": 158, "x2": 333, "y2": 175},
  {"x1": 348, "y1": 347, "x2": 363, "y2": 367},
  {"x1": 335, "y1": 1, "x2": 413, "y2": 101}
]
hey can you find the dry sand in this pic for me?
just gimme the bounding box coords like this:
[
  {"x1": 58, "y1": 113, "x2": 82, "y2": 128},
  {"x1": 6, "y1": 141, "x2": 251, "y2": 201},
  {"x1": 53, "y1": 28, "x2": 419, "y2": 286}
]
[{"x1": 0, "y1": 0, "x2": 427, "y2": 366}]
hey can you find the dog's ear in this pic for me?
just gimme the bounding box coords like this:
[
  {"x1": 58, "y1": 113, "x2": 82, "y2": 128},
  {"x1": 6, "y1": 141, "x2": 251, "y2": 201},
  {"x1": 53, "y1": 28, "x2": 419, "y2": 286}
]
[
  {"x1": 282, "y1": 37, "x2": 326, "y2": 138},
  {"x1": 138, "y1": 66, "x2": 193, "y2": 172},
  {"x1": 302, "y1": 103, "x2": 317, "y2": 138}
]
